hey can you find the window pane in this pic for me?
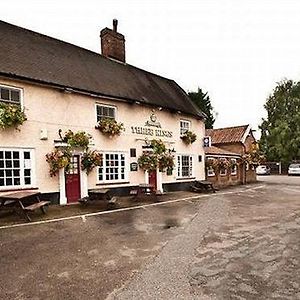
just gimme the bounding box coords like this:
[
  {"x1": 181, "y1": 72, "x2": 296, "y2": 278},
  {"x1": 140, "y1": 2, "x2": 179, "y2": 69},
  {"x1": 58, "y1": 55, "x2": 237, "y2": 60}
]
[
  {"x1": 5, "y1": 152, "x2": 11, "y2": 159},
  {"x1": 1, "y1": 88, "x2": 9, "y2": 100},
  {"x1": 25, "y1": 177, "x2": 31, "y2": 185},
  {"x1": 24, "y1": 152, "x2": 30, "y2": 159},
  {"x1": 11, "y1": 90, "x2": 20, "y2": 102}
]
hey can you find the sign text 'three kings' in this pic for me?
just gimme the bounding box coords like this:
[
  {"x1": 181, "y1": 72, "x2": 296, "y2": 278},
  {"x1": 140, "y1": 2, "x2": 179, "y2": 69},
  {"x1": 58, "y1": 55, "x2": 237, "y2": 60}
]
[{"x1": 131, "y1": 113, "x2": 173, "y2": 138}]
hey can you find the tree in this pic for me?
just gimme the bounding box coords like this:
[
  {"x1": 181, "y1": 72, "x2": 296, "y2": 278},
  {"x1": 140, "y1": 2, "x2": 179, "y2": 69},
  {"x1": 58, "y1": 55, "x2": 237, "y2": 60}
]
[
  {"x1": 188, "y1": 88, "x2": 215, "y2": 129},
  {"x1": 259, "y1": 79, "x2": 300, "y2": 163}
]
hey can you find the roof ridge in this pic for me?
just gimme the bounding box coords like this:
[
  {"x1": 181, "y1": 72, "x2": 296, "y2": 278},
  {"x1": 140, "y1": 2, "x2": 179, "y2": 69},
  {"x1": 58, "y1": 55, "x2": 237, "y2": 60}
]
[
  {"x1": 0, "y1": 20, "x2": 177, "y2": 84},
  {"x1": 207, "y1": 124, "x2": 249, "y2": 131}
]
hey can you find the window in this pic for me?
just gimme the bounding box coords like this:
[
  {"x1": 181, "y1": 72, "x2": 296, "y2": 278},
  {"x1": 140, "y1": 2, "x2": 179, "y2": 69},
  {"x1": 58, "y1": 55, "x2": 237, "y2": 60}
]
[
  {"x1": 180, "y1": 120, "x2": 190, "y2": 136},
  {"x1": 177, "y1": 155, "x2": 193, "y2": 178},
  {"x1": 130, "y1": 148, "x2": 136, "y2": 158},
  {"x1": 207, "y1": 158, "x2": 215, "y2": 177},
  {"x1": 0, "y1": 149, "x2": 34, "y2": 189},
  {"x1": 219, "y1": 158, "x2": 227, "y2": 176},
  {"x1": 0, "y1": 85, "x2": 21, "y2": 105},
  {"x1": 96, "y1": 104, "x2": 116, "y2": 122},
  {"x1": 231, "y1": 159, "x2": 237, "y2": 175},
  {"x1": 98, "y1": 152, "x2": 127, "y2": 183}
]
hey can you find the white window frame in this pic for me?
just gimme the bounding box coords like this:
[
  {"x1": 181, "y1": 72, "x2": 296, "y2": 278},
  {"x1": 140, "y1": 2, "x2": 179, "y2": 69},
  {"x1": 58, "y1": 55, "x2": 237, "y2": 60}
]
[
  {"x1": 246, "y1": 162, "x2": 249, "y2": 171},
  {"x1": 180, "y1": 119, "x2": 191, "y2": 136},
  {"x1": 0, "y1": 83, "x2": 23, "y2": 107},
  {"x1": 0, "y1": 148, "x2": 35, "y2": 190},
  {"x1": 177, "y1": 154, "x2": 193, "y2": 178},
  {"x1": 207, "y1": 158, "x2": 215, "y2": 177},
  {"x1": 231, "y1": 158, "x2": 237, "y2": 175},
  {"x1": 95, "y1": 103, "x2": 116, "y2": 123},
  {"x1": 97, "y1": 152, "x2": 128, "y2": 184}
]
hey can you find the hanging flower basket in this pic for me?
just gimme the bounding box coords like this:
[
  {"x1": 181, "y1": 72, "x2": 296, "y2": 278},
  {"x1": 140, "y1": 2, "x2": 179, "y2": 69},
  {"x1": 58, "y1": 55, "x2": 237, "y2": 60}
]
[
  {"x1": 45, "y1": 148, "x2": 72, "y2": 177},
  {"x1": 81, "y1": 150, "x2": 103, "y2": 174},
  {"x1": 151, "y1": 139, "x2": 167, "y2": 154},
  {"x1": 218, "y1": 158, "x2": 232, "y2": 170},
  {"x1": 205, "y1": 158, "x2": 219, "y2": 172},
  {"x1": 138, "y1": 153, "x2": 159, "y2": 172},
  {"x1": 138, "y1": 139, "x2": 175, "y2": 172},
  {"x1": 96, "y1": 118, "x2": 124, "y2": 137},
  {"x1": 158, "y1": 153, "x2": 175, "y2": 172},
  {"x1": 63, "y1": 130, "x2": 92, "y2": 149},
  {"x1": 181, "y1": 130, "x2": 197, "y2": 145},
  {"x1": 0, "y1": 103, "x2": 27, "y2": 130}
]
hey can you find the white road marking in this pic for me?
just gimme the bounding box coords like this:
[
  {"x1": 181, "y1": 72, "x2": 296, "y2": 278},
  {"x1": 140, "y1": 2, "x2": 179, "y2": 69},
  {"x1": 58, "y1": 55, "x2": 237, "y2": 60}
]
[{"x1": 0, "y1": 185, "x2": 265, "y2": 230}]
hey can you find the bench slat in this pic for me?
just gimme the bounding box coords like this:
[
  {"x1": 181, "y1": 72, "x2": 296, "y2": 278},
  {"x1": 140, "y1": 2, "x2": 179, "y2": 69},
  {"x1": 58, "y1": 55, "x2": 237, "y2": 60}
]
[{"x1": 24, "y1": 201, "x2": 50, "y2": 211}]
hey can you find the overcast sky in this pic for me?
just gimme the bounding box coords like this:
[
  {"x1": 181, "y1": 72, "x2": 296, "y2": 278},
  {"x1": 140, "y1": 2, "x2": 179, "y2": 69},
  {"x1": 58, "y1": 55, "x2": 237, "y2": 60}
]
[{"x1": 2, "y1": 0, "x2": 300, "y2": 133}]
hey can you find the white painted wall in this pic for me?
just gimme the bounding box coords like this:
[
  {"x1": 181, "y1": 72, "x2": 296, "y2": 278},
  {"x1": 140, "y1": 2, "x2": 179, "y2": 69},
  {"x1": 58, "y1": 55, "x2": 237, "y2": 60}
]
[{"x1": 0, "y1": 77, "x2": 206, "y2": 194}]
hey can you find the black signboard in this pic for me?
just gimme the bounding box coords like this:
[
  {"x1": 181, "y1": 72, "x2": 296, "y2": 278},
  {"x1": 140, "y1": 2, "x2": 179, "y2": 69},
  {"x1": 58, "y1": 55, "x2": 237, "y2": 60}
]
[{"x1": 130, "y1": 162, "x2": 138, "y2": 172}]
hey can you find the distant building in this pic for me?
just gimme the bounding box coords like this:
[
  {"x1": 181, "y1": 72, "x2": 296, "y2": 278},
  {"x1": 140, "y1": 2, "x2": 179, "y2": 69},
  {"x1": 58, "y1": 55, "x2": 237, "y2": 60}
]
[{"x1": 204, "y1": 125, "x2": 257, "y2": 187}]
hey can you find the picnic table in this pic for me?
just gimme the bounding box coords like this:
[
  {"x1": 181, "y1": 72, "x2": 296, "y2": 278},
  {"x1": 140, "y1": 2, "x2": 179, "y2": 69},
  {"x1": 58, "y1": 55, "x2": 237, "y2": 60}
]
[
  {"x1": 130, "y1": 184, "x2": 158, "y2": 201},
  {"x1": 79, "y1": 189, "x2": 117, "y2": 208},
  {"x1": 190, "y1": 180, "x2": 216, "y2": 193},
  {"x1": 0, "y1": 191, "x2": 50, "y2": 222}
]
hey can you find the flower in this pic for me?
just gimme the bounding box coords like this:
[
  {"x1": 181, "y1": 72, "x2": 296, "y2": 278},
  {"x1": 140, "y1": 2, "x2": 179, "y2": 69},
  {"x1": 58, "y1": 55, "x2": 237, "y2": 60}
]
[
  {"x1": 0, "y1": 103, "x2": 27, "y2": 130},
  {"x1": 63, "y1": 130, "x2": 92, "y2": 149},
  {"x1": 81, "y1": 150, "x2": 103, "y2": 174},
  {"x1": 181, "y1": 130, "x2": 197, "y2": 145},
  {"x1": 96, "y1": 118, "x2": 124, "y2": 136}
]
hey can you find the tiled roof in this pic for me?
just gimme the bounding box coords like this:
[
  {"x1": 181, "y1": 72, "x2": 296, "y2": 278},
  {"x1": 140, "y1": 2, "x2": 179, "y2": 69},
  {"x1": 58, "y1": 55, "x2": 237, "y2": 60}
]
[
  {"x1": 0, "y1": 21, "x2": 204, "y2": 119},
  {"x1": 206, "y1": 125, "x2": 249, "y2": 144},
  {"x1": 204, "y1": 146, "x2": 240, "y2": 157}
]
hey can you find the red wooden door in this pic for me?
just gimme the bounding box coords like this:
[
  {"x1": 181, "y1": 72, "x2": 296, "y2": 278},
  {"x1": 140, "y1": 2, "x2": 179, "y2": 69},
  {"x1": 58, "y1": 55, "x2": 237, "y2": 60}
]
[
  {"x1": 65, "y1": 155, "x2": 81, "y2": 203},
  {"x1": 148, "y1": 171, "x2": 157, "y2": 190}
]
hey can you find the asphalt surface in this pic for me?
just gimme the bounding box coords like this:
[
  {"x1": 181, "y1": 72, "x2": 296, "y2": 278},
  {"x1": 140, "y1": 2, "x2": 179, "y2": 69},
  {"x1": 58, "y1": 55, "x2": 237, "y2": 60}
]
[{"x1": 1, "y1": 176, "x2": 300, "y2": 300}]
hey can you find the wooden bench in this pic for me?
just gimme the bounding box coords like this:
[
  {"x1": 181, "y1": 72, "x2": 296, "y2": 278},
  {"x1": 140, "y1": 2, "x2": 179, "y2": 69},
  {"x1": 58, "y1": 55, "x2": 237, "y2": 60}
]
[
  {"x1": 80, "y1": 189, "x2": 118, "y2": 208},
  {"x1": 24, "y1": 201, "x2": 50, "y2": 212},
  {"x1": 190, "y1": 180, "x2": 216, "y2": 193}
]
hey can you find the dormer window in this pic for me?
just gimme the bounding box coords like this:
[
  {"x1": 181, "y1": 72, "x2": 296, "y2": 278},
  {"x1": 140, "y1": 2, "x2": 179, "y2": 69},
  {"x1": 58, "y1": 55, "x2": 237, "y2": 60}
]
[
  {"x1": 0, "y1": 85, "x2": 21, "y2": 105},
  {"x1": 96, "y1": 104, "x2": 116, "y2": 122}
]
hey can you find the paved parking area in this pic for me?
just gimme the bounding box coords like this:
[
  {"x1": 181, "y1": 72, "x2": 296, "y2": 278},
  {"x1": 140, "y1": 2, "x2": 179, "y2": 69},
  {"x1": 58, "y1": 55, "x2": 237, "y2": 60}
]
[{"x1": 0, "y1": 176, "x2": 300, "y2": 299}]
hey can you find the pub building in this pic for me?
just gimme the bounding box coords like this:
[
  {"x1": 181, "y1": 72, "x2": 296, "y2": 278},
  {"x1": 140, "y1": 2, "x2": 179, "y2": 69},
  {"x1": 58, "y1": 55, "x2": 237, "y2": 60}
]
[{"x1": 0, "y1": 20, "x2": 206, "y2": 204}]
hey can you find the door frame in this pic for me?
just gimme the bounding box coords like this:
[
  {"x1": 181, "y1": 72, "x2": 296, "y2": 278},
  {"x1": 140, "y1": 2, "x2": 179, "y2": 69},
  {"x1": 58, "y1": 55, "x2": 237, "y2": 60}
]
[{"x1": 58, "y1": 152, "x2": 88, "y2": 205}]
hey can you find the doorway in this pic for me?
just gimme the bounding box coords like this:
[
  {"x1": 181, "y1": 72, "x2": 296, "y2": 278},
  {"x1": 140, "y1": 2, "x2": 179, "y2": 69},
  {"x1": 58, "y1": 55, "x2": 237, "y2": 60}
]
[
  {"x1": 65, "y1": 155, "x2": 81, "y2": 203},
  {"x1": 148, "y1": 170, "x2": 157, "y2": 190}
]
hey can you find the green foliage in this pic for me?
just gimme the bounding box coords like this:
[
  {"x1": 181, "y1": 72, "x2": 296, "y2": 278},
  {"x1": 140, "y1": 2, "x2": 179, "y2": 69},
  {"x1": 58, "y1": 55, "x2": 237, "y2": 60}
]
[
  {"x1": 137, "y1": 153, "x2": 159, "y2": 172},
  {"x1": 151, "y1": 139, "x2": 167, "y2": 154},
  {"x1": 138, "y1": 139, "x2": 175, "y2": 172},
  {"x1": 158, "y1": 153, "x2": 175, "y2": 172},
  {"x1": 259, "y1": 79, "x2": 300, "y2": 163},
  {"x1": 81, "y1": 150, "x2": 103, "y2": 174},
  {"x1": 188, "y1": 88, "x2": 215, "y2": 129},
  {"x1": 242, "y1": 144, "x2": 265, "y2": 166},
  {"x1": 63, "y1": 130, "x2": 91, "y2": 149},
  {"x1": 96, "y1": 118, "x2": 125, "y2": 136},
  {"x1": 0, "y1": 103, "x2": 27, "y2": 130},
  {"x1": 45, "y1": 149, "x2": 72, "y2": 177},
  {"x1": 181, "y1": 130, "x2": 197, "y2": 145}
]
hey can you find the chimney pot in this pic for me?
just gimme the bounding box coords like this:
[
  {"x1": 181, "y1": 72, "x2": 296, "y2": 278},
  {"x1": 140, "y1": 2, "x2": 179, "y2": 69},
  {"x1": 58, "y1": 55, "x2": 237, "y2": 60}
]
[{"x1": 113, "y1": 19, "x2": 118, "y2": 32}]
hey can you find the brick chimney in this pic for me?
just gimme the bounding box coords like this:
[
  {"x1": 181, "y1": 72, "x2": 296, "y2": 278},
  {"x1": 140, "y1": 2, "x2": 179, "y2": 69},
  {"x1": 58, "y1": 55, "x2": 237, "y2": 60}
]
[{"x1": 100, "y1": 19, "x2": 125, "y2": 63}]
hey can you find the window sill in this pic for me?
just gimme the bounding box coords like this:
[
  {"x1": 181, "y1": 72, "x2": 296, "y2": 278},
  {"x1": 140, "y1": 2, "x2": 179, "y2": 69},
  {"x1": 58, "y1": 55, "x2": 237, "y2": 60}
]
[
  {"x1": 176, "y1": 177, "x2": 196, "y2": 180},
  {"x1": 96, "y1": 181, "x2": 130, "y2": 186}
]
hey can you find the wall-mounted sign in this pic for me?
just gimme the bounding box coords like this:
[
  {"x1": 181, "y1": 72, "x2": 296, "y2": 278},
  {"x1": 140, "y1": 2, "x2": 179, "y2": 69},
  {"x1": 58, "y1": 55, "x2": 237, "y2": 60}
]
[
  {"x1": 145, "y1": 113, "x2": 162, "y2": 128},
  {"x1": 130, "y1": 162, "x2": 138, "y2": 172},
  {"x1": 203, "y1": 136, "x2": 211, "y2": 147},
  {"x1": 131, "y1": 112, "x2": 173, "y2": 138}
]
